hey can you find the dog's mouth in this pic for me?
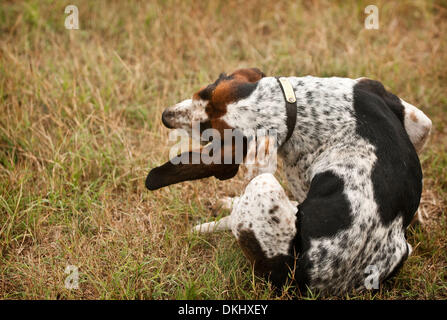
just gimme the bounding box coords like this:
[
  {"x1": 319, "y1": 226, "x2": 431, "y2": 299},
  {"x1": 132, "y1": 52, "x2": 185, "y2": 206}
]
[{"x1": 145, "y1": 121, "x2": 248, "y2": 191}]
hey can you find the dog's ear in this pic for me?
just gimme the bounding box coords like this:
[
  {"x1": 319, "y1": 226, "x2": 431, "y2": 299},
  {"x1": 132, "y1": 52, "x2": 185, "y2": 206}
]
[
  {"x1": 145, "y1": 136, "x2": 248, "y2": 190},
  {"x1": 230, "y1": 68, "x2": 265, "y2": 82},
  {"x1": 145, "y1": 154, "x2": 240, "y2": 190}
]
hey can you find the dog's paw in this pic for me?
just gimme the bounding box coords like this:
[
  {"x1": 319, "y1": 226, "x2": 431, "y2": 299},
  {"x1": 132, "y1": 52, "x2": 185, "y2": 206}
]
[{"x1": 191, "y1": 216, "x2": 232, "y2": 234}]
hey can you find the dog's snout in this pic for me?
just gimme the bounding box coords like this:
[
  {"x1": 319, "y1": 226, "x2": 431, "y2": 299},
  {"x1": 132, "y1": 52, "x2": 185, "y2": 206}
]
[{"x1": 162, "y1": 110, "x2": 175, "y2": 129}]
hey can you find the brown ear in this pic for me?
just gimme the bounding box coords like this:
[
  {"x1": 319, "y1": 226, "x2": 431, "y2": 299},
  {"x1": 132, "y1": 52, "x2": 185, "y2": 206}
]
[
  {"x1": 145, "y1": 153, "x2": 239, "y2": 190},
  {"x1": 230, "y1": 68, "x2": 265, "y2": 82},
  {"x1": 145, "y1": 136, "x2": 248, "y2": 190}
]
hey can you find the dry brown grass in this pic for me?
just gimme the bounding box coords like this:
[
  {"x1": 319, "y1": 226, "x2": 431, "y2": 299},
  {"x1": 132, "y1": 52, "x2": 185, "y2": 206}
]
[{"x1": 0, "y1": 0, "x2": 446, "y2": 299}]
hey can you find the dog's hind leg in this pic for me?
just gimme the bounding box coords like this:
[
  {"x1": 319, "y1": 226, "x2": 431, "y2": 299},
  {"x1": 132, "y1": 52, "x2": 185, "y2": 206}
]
[{"x1": 231, "y1": 173, "x2": 299, "y2": 287}]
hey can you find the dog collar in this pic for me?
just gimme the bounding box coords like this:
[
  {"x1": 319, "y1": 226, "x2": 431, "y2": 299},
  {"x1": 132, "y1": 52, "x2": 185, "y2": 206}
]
[{"x1": 276, "y1": 77, "x2": 297, "y2": 145}]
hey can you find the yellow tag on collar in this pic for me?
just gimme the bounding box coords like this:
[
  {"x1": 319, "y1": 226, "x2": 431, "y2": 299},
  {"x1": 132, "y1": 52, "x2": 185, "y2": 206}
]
[{"x1": 278, "y1": 77, "x2": 296, "y2": 103}]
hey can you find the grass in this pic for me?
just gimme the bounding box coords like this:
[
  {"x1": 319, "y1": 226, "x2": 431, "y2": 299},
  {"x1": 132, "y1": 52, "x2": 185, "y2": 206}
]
[{"x1": 0, "y1": 0, "x2": 446, "y2": 299}]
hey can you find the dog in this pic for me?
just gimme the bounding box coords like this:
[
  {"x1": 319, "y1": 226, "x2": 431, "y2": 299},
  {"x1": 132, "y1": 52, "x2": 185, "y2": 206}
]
[{"x1": 146, "y1": 68, "x2": 432, "y2": 294}]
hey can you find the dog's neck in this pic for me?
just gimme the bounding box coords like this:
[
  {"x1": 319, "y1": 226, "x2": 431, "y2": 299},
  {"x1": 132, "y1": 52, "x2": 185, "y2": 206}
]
[{"x1": 224, "y1": 76, "x2": 357, "y2": 167}]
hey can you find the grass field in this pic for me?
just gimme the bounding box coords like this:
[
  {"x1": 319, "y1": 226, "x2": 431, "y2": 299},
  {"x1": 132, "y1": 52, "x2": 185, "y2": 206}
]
[{"x1": 0, "y1": 0, "x2": 446, "y2": 299}]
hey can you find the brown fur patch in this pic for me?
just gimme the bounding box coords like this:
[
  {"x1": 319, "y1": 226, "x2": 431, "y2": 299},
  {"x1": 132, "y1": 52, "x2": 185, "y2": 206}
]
[
  {"x1": 230, "y1": 68, "x2": 265, "y2": 82},
  {"x1": 193, "y1": 68, "x2": 265, "y2": 121},
  {"x1": 210, "y1": 118, "x2": 232, "y2": 136},
  {"x1": 410, "y1": 111, "x2": 419, "y2": 123},
  {"x1": 210, "y1": 80, "x2": 238, "y2": 117}
]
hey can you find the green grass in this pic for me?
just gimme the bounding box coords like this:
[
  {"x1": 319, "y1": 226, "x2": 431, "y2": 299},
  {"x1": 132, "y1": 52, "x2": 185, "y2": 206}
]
[{"x1": 0, "y1": 0, "x2": 446, "y2": 299}]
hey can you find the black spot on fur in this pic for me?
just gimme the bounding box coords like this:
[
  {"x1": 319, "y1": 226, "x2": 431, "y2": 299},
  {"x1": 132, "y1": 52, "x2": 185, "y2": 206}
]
[
  {"x1": 332, "y1": 257, "x2": 341, "y2": 269},
  {"x1": 320, "y1": 247, "x2": 328, "y2": 260},
  {"x1": 198, "y1": 73, "x2": 231, "y2": 100},
  {"x1": 237, "y1": 229, "x2": 294, "y2": 288},
  {"x1": 353, "y1": 81, "x2": 422, "y2": 227},
  {"x1": 298, "y1": 171, "x2": 352, "y2": 239},
  {"x1": 306, "y1": 91, "x2": 313, "y2": 103},
  {"x1": 373, "y1": 242, "x2": 380, "y2": 252},
  {"x1": 345, "y1": 163, "x2": 354, "y2": 170},
  {"x1": 235, "y1": 82, "x2": 260, "y2": 99},
  {"x1": 339, "y1": 235, "x2": 348, "y2": 249},
  {"x1": 269, "y1": 205, "x2": 279, "y2": 214},
  {"x1": 355, "y1": 79, "x2": 405, "y2": 124}
]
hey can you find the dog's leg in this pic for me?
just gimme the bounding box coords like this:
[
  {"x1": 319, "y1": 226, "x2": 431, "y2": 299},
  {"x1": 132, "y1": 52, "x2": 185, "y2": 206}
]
[
  {"x1": 192, "y1": 196, "x2": 241, "y2": 234},
  {"x1": 231, "y1": 173, "x2": 298, "y2": 287},
  {"x1": 192, "y1": 216, "x2": 232, "y2": 233}
]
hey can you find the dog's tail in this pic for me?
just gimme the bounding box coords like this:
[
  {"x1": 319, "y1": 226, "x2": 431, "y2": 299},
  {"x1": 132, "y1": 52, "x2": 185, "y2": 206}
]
[{"x1": 399, "y1": 99, "x2": 432, "y2": 154}]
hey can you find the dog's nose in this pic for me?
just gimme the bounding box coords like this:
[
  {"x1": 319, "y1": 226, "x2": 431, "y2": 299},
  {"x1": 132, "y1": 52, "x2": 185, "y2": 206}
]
[{"x1": 162, "y1": 110, "x2": 175, "y2": 129}]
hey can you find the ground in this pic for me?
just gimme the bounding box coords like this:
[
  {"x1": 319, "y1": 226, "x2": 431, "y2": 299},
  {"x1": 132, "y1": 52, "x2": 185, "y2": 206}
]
[{"x1": 0, "y1": 0, "x2": 446, "y2": 299}]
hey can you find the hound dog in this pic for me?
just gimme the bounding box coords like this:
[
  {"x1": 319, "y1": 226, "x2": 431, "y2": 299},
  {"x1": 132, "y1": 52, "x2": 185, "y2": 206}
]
[{"x1": 146, "y1": 68, "x2": 432, "y2": 295}]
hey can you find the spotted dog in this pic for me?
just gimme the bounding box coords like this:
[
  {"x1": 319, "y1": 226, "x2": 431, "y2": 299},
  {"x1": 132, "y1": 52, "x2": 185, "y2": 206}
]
[{"x1": 146, "y1": 68, "x2": 432, "y2": 294}]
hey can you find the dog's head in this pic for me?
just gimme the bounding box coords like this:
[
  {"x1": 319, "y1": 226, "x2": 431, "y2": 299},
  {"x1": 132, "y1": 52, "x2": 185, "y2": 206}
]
[
  {"x1": 161, "y1": 67, "x2": 265, "y2": 133},
  {"x1": 146, "y1": 68, "x2": 266, "y2": 190}
]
